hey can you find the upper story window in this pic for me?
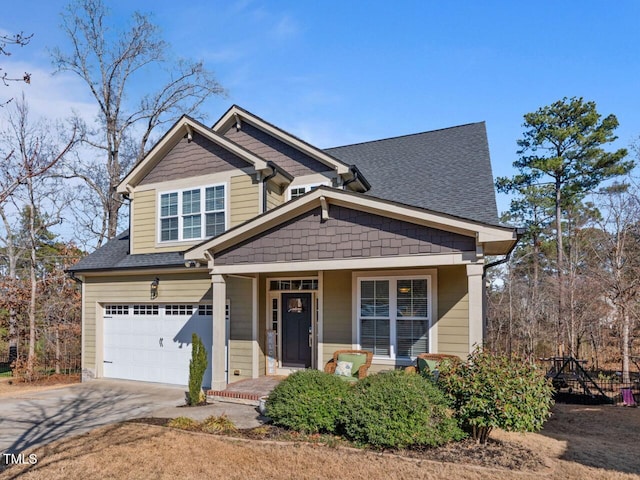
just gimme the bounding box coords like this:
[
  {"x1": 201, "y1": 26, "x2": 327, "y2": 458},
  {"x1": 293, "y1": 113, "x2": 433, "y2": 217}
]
[
  {"x1": 159, "y1": 184, "x2": 226, "y2": 242},
  {"x1": 287, "y1": 182, "x2": 330, "y2": 201}
]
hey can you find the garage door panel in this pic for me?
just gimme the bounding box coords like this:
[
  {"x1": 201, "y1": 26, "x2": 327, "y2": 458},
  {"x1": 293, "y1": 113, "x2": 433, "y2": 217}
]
[{"x1": 103, "y1": 305, "x2": 213, "y2": 387}]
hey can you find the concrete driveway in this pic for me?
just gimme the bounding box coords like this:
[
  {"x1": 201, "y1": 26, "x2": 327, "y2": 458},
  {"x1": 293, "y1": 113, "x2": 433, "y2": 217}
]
[{"x1": 0, "y1": 379, "x2": 265, "y2": 456}]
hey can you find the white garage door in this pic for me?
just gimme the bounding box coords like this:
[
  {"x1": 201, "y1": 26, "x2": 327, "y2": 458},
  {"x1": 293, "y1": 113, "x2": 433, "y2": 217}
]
[{"x1": 103, "y1": 304, "x2": 213, "y2": 387}]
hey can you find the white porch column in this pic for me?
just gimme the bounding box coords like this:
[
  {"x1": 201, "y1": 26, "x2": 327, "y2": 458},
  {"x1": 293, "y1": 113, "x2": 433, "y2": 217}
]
[
  {"x1": 211, "y1": 274, "x2": 227, "y2": 390},
  {"x1": 466, "y1": 264, "x2": 484, "y2": 353}
]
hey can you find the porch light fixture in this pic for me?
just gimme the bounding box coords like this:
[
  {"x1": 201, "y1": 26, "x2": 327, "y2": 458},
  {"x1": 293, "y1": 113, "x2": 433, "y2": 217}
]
[
  {"x1": 398, "y1": 286, "x2": 411, "y2": 294},
  {"x1": 150, "y1": 277, "x2": 160, "y2": 300}
]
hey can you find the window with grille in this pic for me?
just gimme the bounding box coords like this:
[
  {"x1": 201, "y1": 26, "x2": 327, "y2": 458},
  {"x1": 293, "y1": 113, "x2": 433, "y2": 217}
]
[
  {"x1": 132, "y1": 305, "x2": 159, "y2": 315},
  {"x1": 105, "y1": 305, "x2": 129, "y2": 315},
  {"x1": 358, "y1": 276, "x2": 431, "y2": 358},
  {"x1": 159, "y1": 183, "x2": 226, "y2": 242},
  {"x1": 198, "y1": 304, "x2": 213, "y2": 316},
  {"x1": 166, "y1": 305, "x2": 194, "y2": 315}
]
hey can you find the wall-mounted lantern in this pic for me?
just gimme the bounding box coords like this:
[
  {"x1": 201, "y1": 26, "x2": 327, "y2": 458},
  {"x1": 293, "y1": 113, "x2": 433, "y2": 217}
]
[{"x1": 150, "y1": 277, "x2": 160, "y2": 300}]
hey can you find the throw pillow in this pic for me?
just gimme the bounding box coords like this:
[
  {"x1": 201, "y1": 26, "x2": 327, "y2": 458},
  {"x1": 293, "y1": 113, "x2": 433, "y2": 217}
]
[{"x1": 334, "y1": 360, "x2": 353, "y2": 377}]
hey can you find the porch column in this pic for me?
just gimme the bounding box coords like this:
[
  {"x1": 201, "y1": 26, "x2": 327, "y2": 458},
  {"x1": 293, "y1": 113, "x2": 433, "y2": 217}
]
[
  {"x1": 211, "y1": 274, "x2": 227, "y2": 390},
  {"x1": 466, "y1": 264, "x2": 484, "y2": 353}
]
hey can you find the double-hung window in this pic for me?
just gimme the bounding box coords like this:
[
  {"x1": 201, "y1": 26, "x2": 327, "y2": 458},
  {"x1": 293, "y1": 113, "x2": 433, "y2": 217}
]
[
  {"x1": 159, "y1": 184, "x2": 226, "y2": 242},
  {"x1": 358, "y1": 276, "x2": 431, "y2": 359}
]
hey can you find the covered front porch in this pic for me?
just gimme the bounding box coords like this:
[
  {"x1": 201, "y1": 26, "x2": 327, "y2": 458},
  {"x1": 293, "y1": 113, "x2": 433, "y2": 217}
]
[
  {"x1": 206, "y1": 263, "x2": 485, "y2": 391},
  {"x1": 184, "y1": 187, "x2": 517, "y2": 390}
]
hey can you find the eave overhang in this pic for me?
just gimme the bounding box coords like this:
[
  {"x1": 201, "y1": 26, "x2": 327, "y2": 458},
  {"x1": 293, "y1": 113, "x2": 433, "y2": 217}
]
[{"x1": 185, "y1": 186, "x2": 518, "y2": 262}]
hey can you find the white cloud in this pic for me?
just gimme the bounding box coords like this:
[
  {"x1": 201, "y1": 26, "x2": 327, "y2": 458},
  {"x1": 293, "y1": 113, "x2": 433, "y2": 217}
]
[{"x1": 1, "y1": 60, "x2": 97, "y2": 124}]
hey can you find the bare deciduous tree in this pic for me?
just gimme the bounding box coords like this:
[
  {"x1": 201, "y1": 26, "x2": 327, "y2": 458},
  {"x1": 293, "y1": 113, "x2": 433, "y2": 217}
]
[
  {"x1": 0, "y1": 96, "x2": 77, "y2": 376},
  {"x1": 1, "y1": 30, "x2": 32, "y2": 106},
  {"x1": 52, "y1": 0, "x2": 225, "y2": 246}
]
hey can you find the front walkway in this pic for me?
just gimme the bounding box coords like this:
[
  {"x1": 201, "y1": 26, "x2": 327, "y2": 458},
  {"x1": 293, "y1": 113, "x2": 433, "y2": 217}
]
[{"x1": 207, "y1": 376, "x2": 284, "y2": 404}]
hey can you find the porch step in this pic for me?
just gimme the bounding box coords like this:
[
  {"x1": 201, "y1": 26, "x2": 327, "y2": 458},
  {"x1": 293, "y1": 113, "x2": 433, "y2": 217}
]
[{"x1": 207, "y1": 389, "x2": 261, "y2": 406}]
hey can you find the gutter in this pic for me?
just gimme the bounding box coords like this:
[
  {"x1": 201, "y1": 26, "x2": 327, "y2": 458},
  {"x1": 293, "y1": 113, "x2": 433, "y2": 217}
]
[
  {"x1": 482, "y1": 227, "x2": 525, "y2": 278},
  {"x1": 342, "y1": 165, "x2": 371, "y2": 191}
]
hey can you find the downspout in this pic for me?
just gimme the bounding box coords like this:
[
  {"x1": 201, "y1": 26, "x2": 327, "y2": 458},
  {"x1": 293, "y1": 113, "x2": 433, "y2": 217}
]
[
  {"x1": 482, "y1": 228, "x2": 525, "y2": 278},
  {"x1": 69, "y1": 271, "x2": 83, "y2": 284},
  {"x1": 262, "y1": 161, "x2": 278, "y2": 212},
  {"x1": 123, "y1": 184, "x2": 134, "y2": 255},
  {"x1": 342, "y1": 165, "x2": 360, "y2": 190}
]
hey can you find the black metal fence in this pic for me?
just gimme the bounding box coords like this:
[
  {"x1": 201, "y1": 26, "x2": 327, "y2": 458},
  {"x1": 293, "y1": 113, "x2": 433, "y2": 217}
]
[{"x1": 543, "y1": 356, "x2": 640, "y2": 406}]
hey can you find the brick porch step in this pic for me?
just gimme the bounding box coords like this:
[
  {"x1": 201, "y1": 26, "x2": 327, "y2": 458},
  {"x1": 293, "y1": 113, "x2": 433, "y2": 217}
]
[{"x1": 206, "y1": 389, "x2": 261, "y2": 406}]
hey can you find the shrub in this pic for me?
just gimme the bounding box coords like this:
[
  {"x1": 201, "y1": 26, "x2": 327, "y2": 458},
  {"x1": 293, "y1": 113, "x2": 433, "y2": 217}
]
[
  {"x1": 167, "y1": 416, "x2": 200, "y2": 431},
  {"x1": 200, "y1": 415, "x2": 237, "y2": 434},
  {"x1": 266, "y1": 369, "x2": 352, "y2": 434},
  {"x1": 187, "y1": 333, "x2": 208, "y2": 406},
  {"x1": 340, "y1": 370, "x2": 464, "y2": 449},
  {"x1": 438, "y1": 349, "x2": 554, "y2": 444}
]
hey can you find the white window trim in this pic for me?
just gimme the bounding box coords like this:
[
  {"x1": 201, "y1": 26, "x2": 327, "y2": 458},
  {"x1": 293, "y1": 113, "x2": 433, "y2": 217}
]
[
  {"x1": 286, "y1": 182, "x2": 330, "y2": 201},
  {"x1": 157, "y1": 182, "x2": 228, "y2": 243},
  {"x1": 353, "y1": 269, "x2": 437, "y2": 365}
]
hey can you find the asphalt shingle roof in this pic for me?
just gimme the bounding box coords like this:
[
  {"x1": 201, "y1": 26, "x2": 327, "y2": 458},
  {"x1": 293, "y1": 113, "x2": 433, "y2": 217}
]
[
  {"x1": 69, "y1": 120, "x2": 501, "y2": 272},
  {"x1": 68, "y1": 230, "x2": 185, "y2": 273},
  {"x1": 325, "y1": 122, "x2": 499, "y2": 226}
]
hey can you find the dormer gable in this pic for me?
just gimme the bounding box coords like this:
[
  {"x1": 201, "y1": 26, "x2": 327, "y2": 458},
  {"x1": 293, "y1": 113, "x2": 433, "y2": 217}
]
[{"x1": 212, "y1": 105, "x2": 370, "y2": 193}]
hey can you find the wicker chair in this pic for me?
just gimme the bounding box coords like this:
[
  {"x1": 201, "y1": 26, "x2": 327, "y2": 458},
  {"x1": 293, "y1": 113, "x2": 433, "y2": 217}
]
[
  {"x1": 324, "y1": 349, "x2": 373, "y2": 379},
  {"x1": 404, "y1": 353, "x2": 460, "y2": 375}
]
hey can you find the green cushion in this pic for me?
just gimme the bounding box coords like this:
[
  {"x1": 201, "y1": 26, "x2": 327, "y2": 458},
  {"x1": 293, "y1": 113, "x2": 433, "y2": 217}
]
[
  {"x1": 337, "y1": 353, "x2": 367, "y2": 377},
  {"x1": 417, "y1": 358, "x2": 438, "y2": 374}
]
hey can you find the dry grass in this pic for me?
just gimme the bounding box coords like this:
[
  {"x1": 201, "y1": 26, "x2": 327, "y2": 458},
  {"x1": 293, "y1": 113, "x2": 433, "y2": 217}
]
[
  {"x1": 1, "y1": 403, "x2": 639, "y2": 480},
  {"x1": 0, "y1": 374, "x2": 80, "y2": 398}
]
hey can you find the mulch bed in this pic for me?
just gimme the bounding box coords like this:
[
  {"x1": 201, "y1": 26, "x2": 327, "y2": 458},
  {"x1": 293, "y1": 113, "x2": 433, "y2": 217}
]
[{"x1": 129, "y1": 418, "x2": 545, "y2": 471}]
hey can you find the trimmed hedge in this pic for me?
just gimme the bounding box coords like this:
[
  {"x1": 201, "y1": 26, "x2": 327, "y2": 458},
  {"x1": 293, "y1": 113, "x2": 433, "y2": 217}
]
[
  {"x1": 340, "y1": 370, "x2": 464, "y2": 448},
  {"x1": 266, "y1": 369, "x2": 352, "y2": 434}
]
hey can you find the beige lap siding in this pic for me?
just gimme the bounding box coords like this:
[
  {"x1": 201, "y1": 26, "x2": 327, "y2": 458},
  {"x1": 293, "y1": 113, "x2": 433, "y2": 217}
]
[
  {"x1": 131, "y1": 173, "x2": 258, "y2": 255},
  {"x1": 436, "y1": 265, "x2": 469, "y2": 358},
  {"x1": 227, "y1": 276, "x2": 255, "y2": 382},
  {"x1": 82, "y1": 273, "x2": 213, "y2": 378},
  {"x1": 321, "y1": 270, "x2": 353, "y2": 367},
  {"x1": 230, "y1": 174, "x2": 259, "y2": 226}
]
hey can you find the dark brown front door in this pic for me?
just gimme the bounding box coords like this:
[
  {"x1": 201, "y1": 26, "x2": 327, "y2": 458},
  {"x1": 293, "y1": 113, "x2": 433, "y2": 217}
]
[{"x1": 281, "y1": 293, "x2": 312, "y2": 368}]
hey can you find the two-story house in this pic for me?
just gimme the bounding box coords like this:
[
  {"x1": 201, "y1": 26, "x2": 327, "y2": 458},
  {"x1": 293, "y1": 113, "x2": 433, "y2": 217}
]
[{"x1": 69, "y1": 105, "x2": 518, "y2": 390}]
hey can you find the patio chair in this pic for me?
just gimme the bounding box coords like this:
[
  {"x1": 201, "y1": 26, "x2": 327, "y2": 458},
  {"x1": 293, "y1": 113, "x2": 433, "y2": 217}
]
[
  {"x1": 324, "y1": 349, "x2": 373, "y2": 382},
  {"x1": 405, "y1": 353, "x2": 460, "y2": 378}
]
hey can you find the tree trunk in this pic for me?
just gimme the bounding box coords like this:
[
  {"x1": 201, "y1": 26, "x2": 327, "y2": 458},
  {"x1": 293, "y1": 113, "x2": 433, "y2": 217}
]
[
  {"x1": 55, "y1": 325, "x2": 61, "y2": 375},
  {"x1": 28, "y1": 202, "x2": 37, "y2": 381},
  {"x1": 555, "y1": 178, "x2": 564, "y2": 356},
  {"x1": 622, "y1": 310, "x2": 631, "y2": 384}
]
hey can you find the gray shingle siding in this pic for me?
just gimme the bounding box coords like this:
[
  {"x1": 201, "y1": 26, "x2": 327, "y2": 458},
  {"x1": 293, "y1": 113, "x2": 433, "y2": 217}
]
[
  {"x1": 214, "y1": 205, "x2": 475, "y2": 266},
  {"x1": 325, "y1": 122, "x2": 500, "y2": 226}
]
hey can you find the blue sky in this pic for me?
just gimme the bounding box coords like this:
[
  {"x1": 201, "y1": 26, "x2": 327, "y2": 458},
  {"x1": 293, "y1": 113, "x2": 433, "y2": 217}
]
[{"x1": 3, "y1": 1, "x2": 640, "y2": 216}]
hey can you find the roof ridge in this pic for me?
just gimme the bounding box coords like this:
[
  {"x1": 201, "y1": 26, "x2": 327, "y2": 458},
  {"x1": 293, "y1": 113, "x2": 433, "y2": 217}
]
[{"x1": 325, "y1": 121, "x2": 485, "y2": 150}]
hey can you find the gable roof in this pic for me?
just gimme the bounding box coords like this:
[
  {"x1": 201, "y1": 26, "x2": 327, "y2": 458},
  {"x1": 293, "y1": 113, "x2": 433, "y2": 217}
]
[
  {"x1": 116, "y1": 115, "x2": 292, "y2": 194},
  {"x1": 212, "y1": 105, "x2": 369, "y2": 191},
  {"x1": 325, "y1": 122, "x2": 500, "y2": 226}
]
